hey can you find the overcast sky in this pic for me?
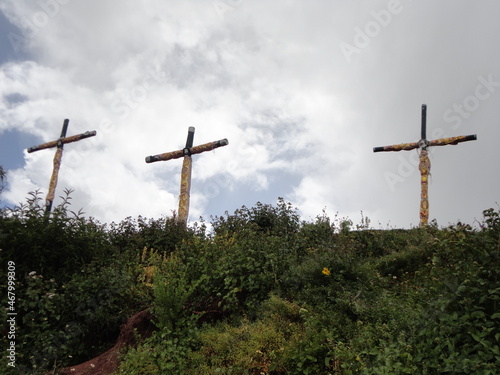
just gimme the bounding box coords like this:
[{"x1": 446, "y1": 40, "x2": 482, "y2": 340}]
[{"x1": 0, "y1": 0, "x2": 499, "y2": 228}]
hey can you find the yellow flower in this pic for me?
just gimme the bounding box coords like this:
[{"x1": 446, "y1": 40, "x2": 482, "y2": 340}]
[{"x1": 322, "y1": 267, "x2": 331, "y2": 276}]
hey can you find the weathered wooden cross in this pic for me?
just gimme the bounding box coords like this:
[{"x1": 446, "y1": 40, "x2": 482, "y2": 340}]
[
  {"x1": 27, "y1": 119, "x2": 97, "y2": 214},
  {"x1": 145, "y1": 127, "x2": 228, "y2": 225},
  {"x1": 373, "y1": 104, "x2": 477, "y2": 227}
]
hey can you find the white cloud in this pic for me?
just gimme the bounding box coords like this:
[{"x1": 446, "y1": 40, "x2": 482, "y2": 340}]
[{"x1": 1, "y1": 0, "x2": 499, "y2": 227}]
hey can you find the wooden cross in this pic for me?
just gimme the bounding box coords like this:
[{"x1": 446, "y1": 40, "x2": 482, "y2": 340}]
[
  {"x1": 27, "y1": 119, "x2": 97, "y2": 214},
  {"x1": 145, "y1": 127, "x2": 228, "y2": 225},
  {"x1": 373, "y1": 104, "x2": 477, "y2": 227}
]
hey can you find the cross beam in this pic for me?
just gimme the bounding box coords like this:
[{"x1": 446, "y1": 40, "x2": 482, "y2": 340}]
[
  {"x1": 27, "y1": 119, "x2": 97, "y2": 214},
  {"x1": 145, "y1": 127, "x2": 228, "y2": 225},
  {"x1": 373, "y1": 104, "x2": 477, "y2": 227}
]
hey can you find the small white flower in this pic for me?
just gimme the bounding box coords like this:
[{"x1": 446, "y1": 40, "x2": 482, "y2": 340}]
[{"x1": 29, "y1": 271, "x2": 36, "y2": 276}]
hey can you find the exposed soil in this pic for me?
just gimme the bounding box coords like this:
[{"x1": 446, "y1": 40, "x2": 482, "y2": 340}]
[{"x1": 57, "y1": 309, "x2": 155, "y2": 375}]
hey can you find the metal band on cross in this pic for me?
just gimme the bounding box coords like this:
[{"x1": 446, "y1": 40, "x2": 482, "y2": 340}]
[
  {"x1": 145, "y1": 127, "x2": 228, "y2": 225},
  {"x1": 27, "y1": 119, "x2": 97, "y2": 214},
  {"x1": 373, "y1": 104, "x2": 477, "y2": 227}
]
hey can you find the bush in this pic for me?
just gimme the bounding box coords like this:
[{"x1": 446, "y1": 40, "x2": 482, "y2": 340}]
[
  {"x1": 0, "y1": 190, "x2": 111, "y2": 281},
  {"x1": 0, "y1": 191, "x2": 144, "y2": 372}
]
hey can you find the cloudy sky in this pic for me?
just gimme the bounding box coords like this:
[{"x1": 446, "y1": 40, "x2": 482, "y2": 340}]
[{"x1": 0, "y1": 0, "x2": 499, "y2": 228}]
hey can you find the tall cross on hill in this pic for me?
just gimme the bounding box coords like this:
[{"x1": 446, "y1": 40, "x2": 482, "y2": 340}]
[
  {"x1": 145, "y1": 127, "x2": 228, "y2": 225},
  {"x1": 373, "y1": 104, "x2": 477, "y2": 227},
  {"x1": 27, "y1": 119, "x2": 97, "y2": 214}
]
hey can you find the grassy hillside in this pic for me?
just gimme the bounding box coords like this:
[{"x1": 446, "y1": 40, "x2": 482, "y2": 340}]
[{"x1": 1, "y1": 191, "x2": 499, "y2": 374}]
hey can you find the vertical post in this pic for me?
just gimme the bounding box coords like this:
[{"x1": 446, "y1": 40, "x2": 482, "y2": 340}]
[
  {"x1": 45, "y1": 119, "x2": 69, "y2": 214},
  {"x1": 418, "y1": 149, "x2": 430, "y2": 226},
  {"x1": 60, "y1": 118, "x2": 69, "y2": 139},
  {"x1": 419, "y1": 104, "x2": 429, "y2": 226},
  {"x1": 178, "y1": 127, "x2": 195, "y2": 225},
  {"x1": 185, "y1": 126, "x2": 195, "y2": 149},
  {"x1": 178, "y1": 156, "x2": 192, "y2": 225},
  {"x1": 421, "y1": 104, "x2": 427, "y2": 140}
]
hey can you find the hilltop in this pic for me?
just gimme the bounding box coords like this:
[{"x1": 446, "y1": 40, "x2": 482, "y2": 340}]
[{"x1": 1, "y1": 192, "x2": 499, "y2": 374}]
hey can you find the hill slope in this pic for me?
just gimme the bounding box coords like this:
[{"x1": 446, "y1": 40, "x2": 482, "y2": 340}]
[{"x1": 1, "y1": 194, "x2": 499, "y2": 374}]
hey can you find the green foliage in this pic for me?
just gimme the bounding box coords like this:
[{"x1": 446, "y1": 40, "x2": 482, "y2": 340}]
[
  {"x1": 2, "y1": 192, "x2": 500, "y2": 374},
  {"x1": 211, "y1": 198, "x2": 301, "y2": 236},
  {"x1": 107, "y1": 214, "x2": 194, "y2": 257},
  {"x1": 408, "y1": 220, "x2": 500, "y2": 374},
  {"x1": 115, "y1": 329, "x2": 198, "y2": 375},
  {"x1": 182, "y1": 295, "x2": 305, "y2": 375},
  {"x1": 152, "y1": 254, "x2": 194, "y2": 332},
  {"x1": 0, "y1": 191, "x2": 148, "y2": 372},
  {"x1": 179, "y1": 225, "x2": 290, "y2": 318},
  {"x1": 362, "y1": 215, "x2": 500, "y2": 375},
  {"x1": 0, "y1": 190, "x2": 111, "y2": 280},
  {"x1": 116, "y1": 255, "x2": 198, "y2": 375},
  {"x1": 4, "y1": 262, "x2": 141, "y2": 372}
]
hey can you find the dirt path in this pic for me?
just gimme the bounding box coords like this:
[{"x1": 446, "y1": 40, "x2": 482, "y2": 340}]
[{"x1": 58, "y1": 309, "x2": 155, "y2": 375}]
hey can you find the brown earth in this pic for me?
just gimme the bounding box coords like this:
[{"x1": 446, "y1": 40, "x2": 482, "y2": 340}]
[{"x1": 57, "y1": 309, "x2": 155, "y2": 375}]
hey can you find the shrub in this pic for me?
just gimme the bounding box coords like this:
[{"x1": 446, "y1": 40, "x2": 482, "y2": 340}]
[
  {"x1": 0, "y1": 191, "x2": 144, "y2": 372},
  {"x1": 0, "y1": 190, "x2": 111, "y2": 281}
]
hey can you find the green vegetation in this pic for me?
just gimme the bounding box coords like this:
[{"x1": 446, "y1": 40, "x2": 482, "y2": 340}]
[{"x1": 1, "y1": 193, "x2": 499, "y2": 374}]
